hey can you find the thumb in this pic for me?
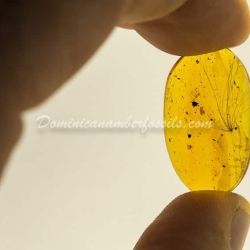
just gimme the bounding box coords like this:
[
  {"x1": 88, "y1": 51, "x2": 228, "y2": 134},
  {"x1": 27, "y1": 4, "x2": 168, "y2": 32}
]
[{"x1": 134, "y1": 191, "x2": 250, "y2": 250}]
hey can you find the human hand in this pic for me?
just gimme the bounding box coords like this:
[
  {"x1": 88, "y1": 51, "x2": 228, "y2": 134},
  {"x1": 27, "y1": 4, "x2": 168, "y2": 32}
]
[{"x1": 0, "y1": 1, "x2": 250, "y2": 249}]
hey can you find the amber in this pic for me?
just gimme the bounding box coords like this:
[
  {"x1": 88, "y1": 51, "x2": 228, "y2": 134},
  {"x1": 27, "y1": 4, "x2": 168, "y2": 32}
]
[{"x1": 164, "y1": 49, "x2": 250, "y2": 191}]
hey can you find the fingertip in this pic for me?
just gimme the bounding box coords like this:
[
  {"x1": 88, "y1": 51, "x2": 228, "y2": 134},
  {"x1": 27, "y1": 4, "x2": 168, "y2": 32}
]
[
  {"x1": 134, "y1": 0, "x2": 250, "y2": 56},
  {"x1": 134, "y1": 191, "x2": 250, "y2": 250}
]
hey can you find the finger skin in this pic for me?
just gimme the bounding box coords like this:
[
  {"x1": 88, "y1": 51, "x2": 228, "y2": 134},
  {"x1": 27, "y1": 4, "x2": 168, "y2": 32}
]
[
  {"x1": 0, "y1": 0, "x2": 126, "y2": 177},
  {"x1": 134, "y1": 191, "x2": 250, "y2": 250},
  {"x1": 134, "y1": 0, "x2": 250, "y2": 55},
  {"x1": 0, "y1": 1, "x2": 126, "y2": 111},
  {"x1": 118, "y1": 0, "x2": 187, "y2": 24}
]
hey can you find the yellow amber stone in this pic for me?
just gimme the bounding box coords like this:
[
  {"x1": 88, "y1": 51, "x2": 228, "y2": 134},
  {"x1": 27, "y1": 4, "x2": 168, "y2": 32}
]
[{"x1": 164, "y1": 49, "x2": 250, "y2": 191}]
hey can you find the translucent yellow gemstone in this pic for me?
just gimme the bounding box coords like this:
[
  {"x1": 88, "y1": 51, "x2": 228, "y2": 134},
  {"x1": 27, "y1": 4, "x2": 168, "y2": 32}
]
[{"x1": 164, "y1": 49, "x2": 250, "y2": 191}]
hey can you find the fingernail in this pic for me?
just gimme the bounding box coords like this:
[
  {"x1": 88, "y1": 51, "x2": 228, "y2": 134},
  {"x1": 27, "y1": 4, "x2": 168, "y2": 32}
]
[{"x1": 230, "y1": 207, "x2": 250, "y2": 250}]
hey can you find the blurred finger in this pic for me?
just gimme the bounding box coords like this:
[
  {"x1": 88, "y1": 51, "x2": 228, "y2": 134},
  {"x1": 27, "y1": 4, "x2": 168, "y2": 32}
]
[{"x1": 0, "y1": 0, "x2": 126, "y2": 178}]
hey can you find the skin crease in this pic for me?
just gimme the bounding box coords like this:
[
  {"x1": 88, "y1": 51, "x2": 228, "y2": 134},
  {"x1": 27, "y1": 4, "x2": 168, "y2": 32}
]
[
  {"x1": 133, "y1": 0, "x2": 250, "y2": 55},
  {"x1": 0, "y1": 0, "x2": 250, "y2": 249}
]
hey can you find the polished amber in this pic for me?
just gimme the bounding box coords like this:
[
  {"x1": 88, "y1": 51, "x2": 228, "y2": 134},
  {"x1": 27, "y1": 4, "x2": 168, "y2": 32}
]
[{"x1": 164, "y1": 49, "x2": 250, "y2": 191}]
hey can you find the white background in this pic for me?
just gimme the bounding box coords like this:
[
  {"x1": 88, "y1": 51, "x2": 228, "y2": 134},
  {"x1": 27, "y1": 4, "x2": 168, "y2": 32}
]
[{"x1": 0, "y1": 14, "x2": 250, "y2": 250}]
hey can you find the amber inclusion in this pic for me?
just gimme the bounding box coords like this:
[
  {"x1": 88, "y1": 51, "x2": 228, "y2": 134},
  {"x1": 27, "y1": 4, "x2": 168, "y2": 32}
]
[{"x1": 164, "y1": 49, "x2": 250, "y2": 191}]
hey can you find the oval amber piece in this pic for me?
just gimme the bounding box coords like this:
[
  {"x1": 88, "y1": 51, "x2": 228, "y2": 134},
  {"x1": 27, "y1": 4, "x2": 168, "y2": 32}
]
[{"x1": 164, "y1": 49, "x2": 250, "y2": 191}]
